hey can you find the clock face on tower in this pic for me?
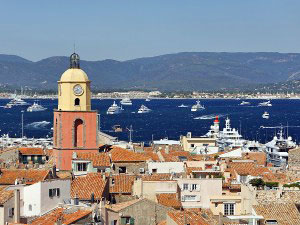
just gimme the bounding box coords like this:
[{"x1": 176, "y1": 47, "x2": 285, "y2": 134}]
[{"x1": 73, "y1": 84, "x2": 84, "y2": 96}]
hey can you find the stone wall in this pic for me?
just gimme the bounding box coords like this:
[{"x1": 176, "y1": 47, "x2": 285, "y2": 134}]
[{"x1": 288, "y1": 148, "x2": 300, "y2": 171}]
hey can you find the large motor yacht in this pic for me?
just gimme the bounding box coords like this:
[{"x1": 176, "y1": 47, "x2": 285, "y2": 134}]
[
  {"x1": 191, "y1": 100, "x2": 205, "y2": 112},
  {"x1": 27, "y1": 102, "x2": 47, "y2": 112},
  {"x1": 137, "y1": 105, "x2": 151, "y2": 113},
  {"x1": 258, "y1": 100, "x2": 272, "y2": 107},
  {"x1": 217, "y1": 117, "x2": 246, "y2": 150},
  {"x1": 107, "y1": 101, "x2": 122, "y2": 115},
  {"x1": 120, "y1": 97, "x2": 132, "y2": 106},
  {"x1": 265, "y1": 128, "x2": 297, "y2": 167},
  {"x1": 5, "y1": 96, "x2": 30, "y2": 108}
]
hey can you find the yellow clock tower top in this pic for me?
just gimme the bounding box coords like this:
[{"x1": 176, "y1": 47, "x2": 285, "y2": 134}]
[{"x1": 57, "y1": 53, "x2": 91, "y2": 111}]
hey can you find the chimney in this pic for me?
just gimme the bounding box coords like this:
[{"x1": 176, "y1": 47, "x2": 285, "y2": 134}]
[
  {"x1": 52, "y1": 165, "x2": 57, "y2": 178},
  {"x1": 14, "y1": 189, "x2": 20, "y2": 223}
]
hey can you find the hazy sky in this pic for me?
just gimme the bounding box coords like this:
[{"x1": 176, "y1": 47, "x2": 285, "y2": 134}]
[{"x1": 0, "y1": 0, "x2": 299, "y2": 61}]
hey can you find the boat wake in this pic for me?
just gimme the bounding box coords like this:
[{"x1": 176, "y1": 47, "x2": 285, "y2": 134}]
[
  {"x1": 25, "y1": 121, "x2": 51, "y2": 130},
  {"x1": 194, "y1": 114, "x2": 226, "y2": 120}
]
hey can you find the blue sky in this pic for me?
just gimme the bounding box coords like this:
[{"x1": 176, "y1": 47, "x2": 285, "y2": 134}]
[{"x1": 0, "y1": 0, "x2": 299, "y2": 61}]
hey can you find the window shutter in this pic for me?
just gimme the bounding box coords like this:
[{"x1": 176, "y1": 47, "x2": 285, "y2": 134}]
[
  {"x1": 49, "y1": 189, "x2": 53, "y2": 197},
  {"x1": 120, "y1": 217, "x2": 126, "y2": 224},
  {"x1": 181, "y1": 184, "x2": 184, "y2": 190},
  {"x1": 129, "y1": 217, "x2": 135, "y2": 225},
  {"x1": 57, "y1": 188, "x2": 60, "y2": 197},
  {"x1": 197, "y1": 184, "x2": 201, "y2": 191},
  {"x1": 181, "y1": 195, "x2": 185, "y2": 202}
]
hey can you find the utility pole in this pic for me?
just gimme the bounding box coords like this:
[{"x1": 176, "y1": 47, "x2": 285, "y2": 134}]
[
  {"x1": 127, "y1": 125, "x2": 133, "y2": 144},
  {"x1": 21, "y1": 110, "x2": 24, "y2": 138}
]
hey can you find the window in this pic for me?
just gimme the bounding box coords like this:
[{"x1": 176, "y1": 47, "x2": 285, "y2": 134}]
[
  {"x1": 183, "y1": 195, "x2": 196, "y2": 201},
  {"x1": 183, "y1": 183, "x2": 189, "y2": 190},
  {"x1": 192, "y1": 184, "x2": 197, "y2": 191},
  {"x1": 190, "y1": 144, "x2": 195, "y2": 148},
  {"x1": 49, "y1": 188, "x2": 61, "y2": 198},
  {"x1": 74, "y1": 119, "x2": 84, "y2": 147},
  {"x1": 119, "y1": 166, "x2": 126, "y2": 174},
  {"x1": 74, "y1": 98, "x2": 80, "y2": 106},
  {"x1": 120, "y1": 217, "x2": 134, "y2": 225},
  {"x1": 29, "y1": 204, "x2": 32, "y2": 211},
  {"x1": 8, "y1": 208, "x2": 14, "y2": 218},
  {"x1": 152, "y1": 169, "x2": 157, "y2": 173},
  {"x1": 224, "y1": 203, "x2": 234, "y2": 215},
  {"x1": 77, "y1": 163, "x2": 87, "y2": 171}
]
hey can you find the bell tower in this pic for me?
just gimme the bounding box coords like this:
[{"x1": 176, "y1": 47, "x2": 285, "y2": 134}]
[{"x1": 53, "y1": 52, "x2": 99, "y2": 170}]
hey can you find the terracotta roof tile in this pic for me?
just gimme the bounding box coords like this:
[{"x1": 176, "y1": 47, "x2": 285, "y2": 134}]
[
  {"x1": 253, "y1": 203, "x2": 300, "y2": 225},
  {"x1": 30, "y1": 207, "x2": 91, "y2": 225},
  {"x1": 106, "y1": 199, "x2": 141, "y2": 212},
  {"x1": 161, "y1": 150, "x2": 192, "y2": 162},
  {"x1": 242, "y1": 152, "x2": 266, "y2": 166},
  {"x1": 110, "y1": 174, "x2": 135, "y2": 193},
  {"x1": 71, "y1": 173, "x2": 107, "y2": 200},
  {"x1": 76, "y1": 152, "x2": 110, "y2": 167},
  {"x1": 18, "y1": 147, "x2": 44, "y2": 155},
  {"x1": 168, "y1": 210, "x2": 212, "y2": 225},
  {"x1": 156, "y1": 193, "x2": 181, "y2": 209},
  {"x1": 0, "y1": 187, "x2": 13, "y2": 205},
  {"x1": 142, "y1": 173, "x2": 172, "y2": 181},
  {"x1": 0, "y1": 169, "x2": 50, "y2": 185},
  {"x1": 227, "y1": 162, "x2": 270, "y2": 176},
  {"x1": 186, "y1": 167, "x2": 203, "y2": 175},
  {"x1": 110, "y1": 146, "x2": 148, "y2": 162}
]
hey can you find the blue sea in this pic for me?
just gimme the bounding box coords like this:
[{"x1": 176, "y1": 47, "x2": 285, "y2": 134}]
[{"x1": 1, "y1": 99, "x2": 300, "y2": 144}]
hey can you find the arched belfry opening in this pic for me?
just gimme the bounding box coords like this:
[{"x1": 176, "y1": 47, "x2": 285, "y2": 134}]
[
  {"x1": 75, "y1": 98, "x2": 80, "y2": 106},
  {"x1": 70, "y1": 53, "x2": 80, "y2": 69},
  {"x1": 74, "y1": 119, "x2": 84, "y2": 147}
]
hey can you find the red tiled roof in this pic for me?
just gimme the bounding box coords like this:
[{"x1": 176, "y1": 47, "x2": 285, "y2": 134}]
[
  {"x1": 0, "y1": 186, "x2": 13, "y2": 205},
  {"x1": 227, "y1": 162, "x2": 270, "y2": 176},
  {"x1": 71, "y1": 173, "x2": 107, "y2": 200},
  {"x1": 110, "y1": 146, "x2": 148, "y2": 162},
  {"x1": 0, "y1": 169, "x2": 50, "y2": 185},
  {"x1": 76, "y1": 152, "x2": 110, "y2": 167},
  {"x1": 142, "y1": 173, "x2": 172, "y2": 181},
  {"x1": 253, "y1": 203, "x2": 300, "y2": 225},
  {"x1": 110, "y1": 174, "x2": 135, "y2": 194},
  {"x1": 18, "y1": 147, "x2": 44, "y2": 155},
  {"x1": 161, "y1": 150, "x2": 192, "y2": 162},
  {"x1": 30, "y1": 207, "x2": 91, "y2": 225},
  {"x1": 242, "y1": 152, "x2": 267, "y2": 166},
  {"x1": 168, "y1": 210, "x2": 211, "y2": 225},
  {"x1": 156, "y1": 193, "x2": 181, "y2": 209}
]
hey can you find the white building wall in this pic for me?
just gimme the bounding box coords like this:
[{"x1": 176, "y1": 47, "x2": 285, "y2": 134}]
[
  {"x1": 23, "y1": 182, "x2": 41, "y2": 217},
  {"x1": 23, "y1": 179, "x2": 71, "y2": 217},
  {"x1": 40, "y1": 179, "x2": 71, "y2": 215},
  {"x1": 148, "y1": 162, "x2": 184, "y2": 174},
  {"x1": 176, "y1": 178, "x2": 222, "y2": 208}
]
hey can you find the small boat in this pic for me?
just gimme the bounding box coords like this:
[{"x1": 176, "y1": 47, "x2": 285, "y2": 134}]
[
  {"x1": 27, "y1": 102, "x2": 47, "y2": 112},
  {"x1": 259, "y1": 100, "x2": 272, "y2": 107},
  {"x1": 145, "y1": 98, "x2": 151, "y2": 102},
  {"x1": 191, "y1": 100, "x2": 205, "y2": 112},
  {"x1": 107, "y1": 101, "x2": 122, "y2": 114},
  {"x1": 262, "y1": 111, "x2": 270, "y2": 119},
  {"x1": 138, "y1": 105, "x2": 151, "y2": 113},
  {"x1": 178, "y1": 104, "x2": 188, "y2": 108},
  {"x1": 112, "y1": 125, "x2": 122, "y2": 132},
  {"x1": 120, "y1": 97, "x2": 132, "y2": 106},
  {"x1": 240, "y1": 101, "x2": 250, "y2": 105}
]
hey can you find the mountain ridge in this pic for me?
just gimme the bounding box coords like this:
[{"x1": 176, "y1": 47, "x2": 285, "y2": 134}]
[{"x1": 1, "y1": 52, "x2": 300, "y2": 91}]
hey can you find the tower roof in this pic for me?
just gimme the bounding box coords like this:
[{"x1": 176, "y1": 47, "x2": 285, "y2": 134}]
[{"x1": 59, "y1": 52, "x2": 89, "y2": 82}]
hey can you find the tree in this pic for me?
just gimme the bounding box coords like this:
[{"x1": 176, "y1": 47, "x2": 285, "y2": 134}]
[{"x1": 249, "y1": 178, "x2": 265, "y2": 189}]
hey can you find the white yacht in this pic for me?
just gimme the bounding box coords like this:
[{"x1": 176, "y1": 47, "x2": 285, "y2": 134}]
[
  {"x1": 191, "y1": 100, "x2": 205, "y2": 112},
  {"x1": 27, "y1": 102, "x2": 47, "y2": 112},
  {"x1": 120, "y1": 97, "x2": 132, "y2": 106},
  {"x1": 138, "y1": 105, "x2": 151, "y2": 113},
  {"x1": 259, "y1": 100, "x2": 272, "y2": 107},
  {"x1": 204, "y1": 116, "x2": 220, "y2": 139},
  {"x1": 240, "y1": 101, "x2": 250, "y2": 105},
  {"x1": 145, "y1": 98, "x2": 151, "y2": 102},
  {"x1": 107, "y1": 101, "x2": 122, "y2": 115},
  {"x1": 178, "y1": 104, "x2": 188, "y2": 108},
  {"x1": 265, "y1": 128, "x2": 297, "y2": 167},
  {"x1": 262, "y1": 111, "x2": 270, "y2": 119},
  {"x1": 217, "y1": 117, "x2": 246, "y2": 149},
  {"x1": 5, "y1": 96, "x2": 30, "y2": 108}
]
